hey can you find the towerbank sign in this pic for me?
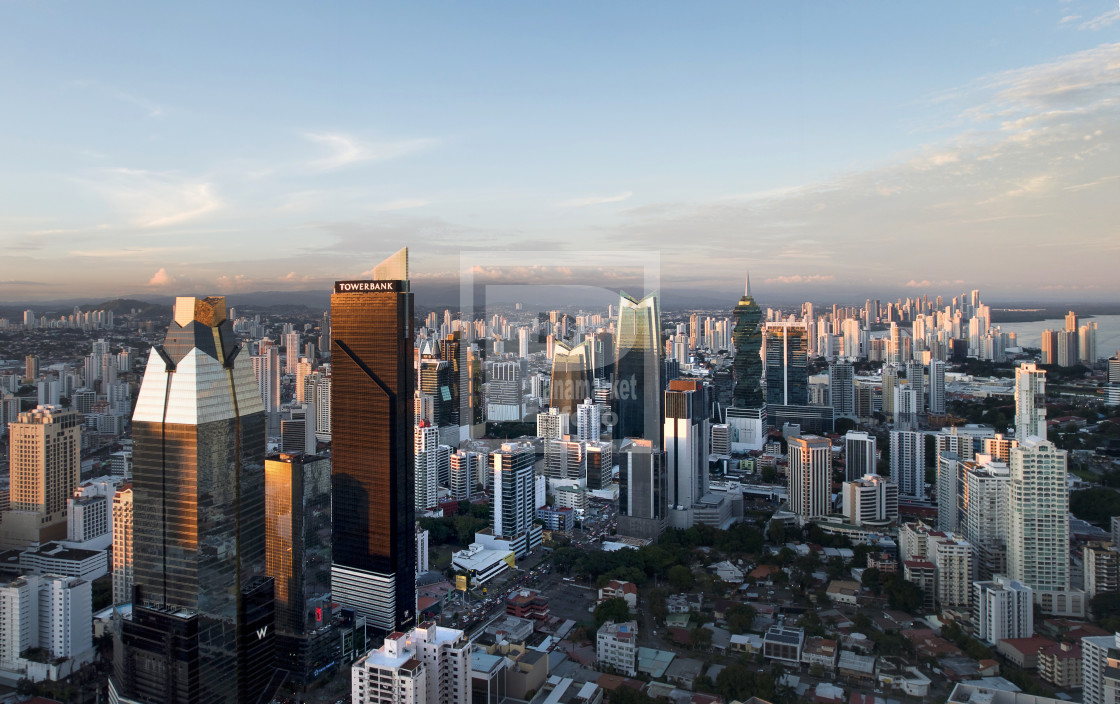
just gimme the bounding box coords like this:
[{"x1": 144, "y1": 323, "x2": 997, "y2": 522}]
[{"x1": 334, "y1": 280, "x2": 402, "y2": 293}]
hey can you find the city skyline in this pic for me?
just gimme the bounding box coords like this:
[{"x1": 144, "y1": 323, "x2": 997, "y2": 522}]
[{"x1": 1, "y1": 3, "x2": 1119, "y2": 302}]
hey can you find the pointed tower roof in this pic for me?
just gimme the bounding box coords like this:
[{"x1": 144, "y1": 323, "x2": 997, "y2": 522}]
[
  {"x1": 373, "y1": 247, "x2": 408, "y2": 281},
  {"x1": 745, "y1": 271, "x2": 751, "y2": 298}
]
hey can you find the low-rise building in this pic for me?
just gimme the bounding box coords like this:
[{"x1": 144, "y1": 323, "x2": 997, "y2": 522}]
[
  {"x1": 596, "y1": 621, "x2": 638, "y2": 676},
  {"x1": 996, "y1": 637, "x2": 1056, "y2": 669},
  {"x1": 351, "y1": 622, "x2": 470, "y2": 704},
  {"x1": 825, "y1": 580, "x2": 860, "y2": 606},
  {"x1": 598, "y1": 580, "x2": 638, "y2": 610},
  {"x1": 1038, "y1": 640, "x2": 1081, "y2": 689},
  {"x1": 452, "y1": 542, "x2": 514, "y2": 586},
  {"x1": 762, "y1": 626, "x2": 804, "y2": 665},
  {"x1": 801, "y1": 637, "x2": 838, "y2": 671},
  {"x1": 711, "y1": 560, "x2": 745, "y2": 584},
  {"x1": 506, "y1": 589, "x2": 549, "y2": 620},
  {"x1": 19, "y1": 542, "x2": 107, "y2": 580}
]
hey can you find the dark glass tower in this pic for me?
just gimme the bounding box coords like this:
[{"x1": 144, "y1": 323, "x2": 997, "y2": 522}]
[
  {"x1": 731, "y1": 274, "x2": 764, "y2": 408},
  {"x1": 112, "y1": 296, "x2": 277, "y2": 704},
  {"x1": 615, "y1": 291, "x2": 663, "y2": 447},
  {"x1": 765, "y1": 322, "x2": 809, "y2": 405},
  {"x1": 329, "y1": 249, "x2": 416, "y2": 635},
  {"x1": 264, "y1": 452, "x2": 334, "y2": 687}
]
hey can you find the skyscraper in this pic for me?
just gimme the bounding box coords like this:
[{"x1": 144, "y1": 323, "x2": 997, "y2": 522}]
[
  {"x1": 263, "y1": 452, "x2": 333, "y2": 686},
  {"x1": 906, "y1": 360, "x2": 925, "y2": 414},
  {"x1": 829, "y1": 361, "x2": 855, "y2": 419},
  {"x1": 617, "y1": 439, "x2": 667, "y2": 542},
  {"x1": 0, "y1": 405, "x2": 80, "y2": 550},
  {"x1": 1015, "y1": 362, "x2": 1047, "y2": 441},
  {"x1": 664, "y1": 380, "x2": 709, "y2": 518},
  {"x1": 113, "y1": 296, "x2": 276, "y2": 704},
  {"x1": 890, "y1": 430, "x2": 925, "y2": 499},
  {"x1": 843, "y1": 431, "x2": 877, "y2": 482},
  {"x1": 615, "y1": 291, "x2": 663, "y2": 447},
  {"x1": 764, "y1": 322, "x2": 809, "y2": 406},
  {"x1": 927, "y1": 358, "x2": 946, "y2": 414},
  {"x1": 576, "y1": 397, "x2": 600, "y2": 442},
  {"x1": 1008, "y1": 438, "x2": 1069, "y2": 594},
  {"x1": 112, "y1": 484, "x2": 133, "y2": 605},
  {"x1": 550, "y1": 340, "x2": 593, "y2": 427},
  {"x1": 731, "y1": 274, "x2": 764, "y2": 409},
  {"x1": 252, "y1": 345, "x2": 281, "y2": 413},
  {"x1": 490, "y1": 442, "x2": 541, "y2": 558},
  {"x1": 787, "y1": 435, "x2": 831, "y2": 523},
  {"x1": 414, "y1": 422, "x2": 440, "y2": 511},
  {"x1": 330, "y1": 249, "x2": 416, "y2": 635}
]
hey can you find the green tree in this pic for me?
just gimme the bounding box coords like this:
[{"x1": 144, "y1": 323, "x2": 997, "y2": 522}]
[
  {"x1": 726, "y1": 604, "x2": 757, "y2": 633},
  {"x1": 1071, "y1": 489, "x2": 1120, "y2": 525},
  {"x1": 668, "y1": 565, "x2": 695, "y2": 591},
  {"x1": 767, "y1": 520, "x2": 786, "y2": 544},
  {"x1": 1091, "y1": 591, "x2": 1120, "y2": 632},
  {"x1": 690, "y1": 626, "x2": 713, "y2": 651},
  {"x1": 594, "y1": 597, "x2": 632, "y2": 628}
]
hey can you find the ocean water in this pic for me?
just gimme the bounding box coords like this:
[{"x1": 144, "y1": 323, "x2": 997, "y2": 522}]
[{"x1": 998, "y1": 315, "x2": 1120, "y2": 360}]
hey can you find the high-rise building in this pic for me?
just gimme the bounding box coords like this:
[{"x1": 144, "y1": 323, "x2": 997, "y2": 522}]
[
  {"x1": 936, "y1": 453, "x2": 964, "y2": 534},
  {"x1": 263, "y1": 452, "x2": 333, "y2": 686},
  {"x1": 725, "y1": 279, "x2": 767, "y2": 451},
  {"x1": 890, "y1": 430, "x2": 925, "y2": 499},
  {"x1": 1008, "y1": 438, "x2": 1069, "y2": 593},
  {"x1": 484, "y1": 361, "x2": 523, "y2": 422},
  {"x1": 615, "y1": 292, "x2": 663, "y2": 447},
  {"x1": 585, "y1": 441, "x2": 613, "y2": 492},
  {"x1": 0, "y1": 405, "x2": 80, "y2": 550},
  {"x1": 545, "y1": 438, "x2": 585, "y2": 481},
  {"x1": 550, "y1": 341, "x2": 593, "y2": 427},
  {"x1": 112, "y1": 484, "x2": 133, "y2": 605},
  {"x1": 536, "y1": 407, "x2": 569, "y2": 440},
  {"x1": 829, "y1": 361, "x2": 855, "y2": 419},
  {"x1": 285, "y1": 331, "x2": 301, "y2": 376},
  {"x1": 764, "y1": 322, "x2": 809, "y2": 406},
  {"x1": 576, "y1": 398, "x2": 600, "y2": 442},
  {"x1": 617, "y1": 439, "x2": 667, "y2": 543},
  {"x1": 252, "y1": 346, "x2": 282, "y2": 413},
  {"x1": 449, "y1": 451, "x2": 481, "y2": 501},
  {"x1": 928, "y1": 359, "x2": 947, "y2": 414},
  {"x1": 330, "y1": 249, "x2": 417, "y2": 635},
  {"x1": 963, "y1": 460, "x2": 1011, "y2": 580},
  {"x1": 843, "y1": 431, "x2": 877, "y2": 482},
  {"x1": 1079, "y1": 322, "x2": 1098, "y2": 366},
  {"x1": 419, "y1": 354, "x2": 453, "y2": 427},
  {"x1": 664, "y1": 380, "x2": 709, "y2": 518},
  {"x1": 841, "y1": 474, "x2": 898, "y2": 526},
  {"x1": 931, "y1": 535, "x2": 972, "y2": 609},
  {"x1": 1083, "y1": 542, "x2": 1120, "y2": 598},
  {"x1": 973, "y1": 576, "x2": 1033, "y2": 645},
  {"x1": 906, "y1": 360, "x2": 925, "y2": 414},
  {"x1": 113, "y1": 296, "x2": 276, "y2": 704},
  {"x1": 1082, "y1": 633, "x2": 1120, "y2": 704},
  {"x1": 1015, "y1": 362, "x2": 1047, "y2": 441},
  {"x1": 490, "y1": 442, "x2": 541, "y2": 558},
  {"x1": 0, "y1": 574, "x2": 92, "y2": 672},
  {"x1": 350, "y1": 622, "x2": 470, "y2": 704},
  {"x1": 414, "y1": 422, "x2": 440, "y2": 511},
  {"x1": 787, "y1": 435, "x2": 831, "y2": 523},
  {"x1": 294, "y1": 357, "x2": 314, "y2": 403},
  {"x1": 881, "y1": 365, "x2": 899, "y2": 422}
]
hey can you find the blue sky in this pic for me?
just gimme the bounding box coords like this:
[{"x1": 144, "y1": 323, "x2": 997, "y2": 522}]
[{"x1": 1, "y1": 1, "x2": 1118, "y2": 303}]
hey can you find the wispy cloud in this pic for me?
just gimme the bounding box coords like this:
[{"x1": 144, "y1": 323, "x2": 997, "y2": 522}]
[
  {"x1": 556, "y1": 191, "x2": 633, "y2": 208},
  {"x1": 764, "y1": 274, "x2": 835, "y2": 285},
  {"x1": 80, "y1": 168, "x2": 222, "y2": 228},
  {"x1": 905, "y1": 279, "x2": 965, "y2": 288},
  {"x1": 1080, "y1": 9, "x2": 1120, "y2": 30},
  {"x1": 370, "y1": 198, "x2": 429, "y2": 212},
  {"x1": 304, "y1": 132, "x2": 436, "y2": 170},
  {"x1": 1058, "y1": 14, "x2": 1081, "y2": 25}
]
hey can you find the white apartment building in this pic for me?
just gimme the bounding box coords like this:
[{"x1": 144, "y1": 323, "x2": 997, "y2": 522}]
[
  {"x1": 1008, "y1": 438, "x2": 1069, "y2": 594},
  {"x1": 841, "y1": 474, "x2": 898, "y2": 527},
  {"x1": 351, "y1": 622, "x2": 470, "y2": 704},
  {"x1": 963, "y1": 460, "x2": 1010, "y2": 581},
  {"x1": 1082, "y1": 633, "x2": 1120, "y2": 704},
  {"x1": 112, "y1": 484, "x2": 133, "y2": 605},
  {"x1": 932, "y1": 535, "x2": 973, "y2": 609},
  {"x1": 597, "y1": 621, "x2": 638, "y2": 677},
  {"x1": 1014, "y1": 362, "x2": 1047, "y2": 441},
  {"x1": 972, "y1": 576, "x2": 1033, "y2": 645},
  {"x1": 788, "y1": 435, "x2": 831, "y2": 523},
  {"x1": 890, "y1": 430, "x2": 925, "y2": 499}
]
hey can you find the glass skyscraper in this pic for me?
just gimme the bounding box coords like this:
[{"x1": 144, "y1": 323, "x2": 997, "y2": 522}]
[
  {"x1": 615, "y1": 291, "x2": 662, "y2": 447},
  {"x1": 112, "y1": 296, "x2": 277, "y2": 704},
  {"x1": 731, "y1": 274, "x2": 764, "y2": 409},
  {"x1": 764, "y1": 321, "x2": 809, "y2": 406},
  {"x1": 329, "y1": 248, "x2": 417, "y2": 635}
]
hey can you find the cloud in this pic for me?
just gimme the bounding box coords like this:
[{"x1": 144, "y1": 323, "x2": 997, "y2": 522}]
[
  {"x1": 215, "y1": 274, "x2": 253, "y2": 292},
  {"x1": 605, "y1": 42, "x2": 1120, "y2": 296},
  {"x1": 764, "y1": 274, "x2": 835, "y2": 285},
  {"x1": 305, "y1": 132, "x2": 436, "y2": 170},
  {"x1": 1058, "y1": 15, "x2": 1081, "y2": 25},
  {"x1": 555, "y1": 191, "x2": 633, "y2": 208},
  {"x1": 904, "y1": 279, "x2": 966, "y2": 288},
  {"x1": 148, "y1": 268, "x2": 174, "y2": 287},
  {"x1": 0, "y1": 280, "x2": 48, "y2": 286},
  {"x1": 1080, "y1": 10, "x2": 1120, "y2": 30},
  {"x1": 80, "y1": 169, "x2": 222, "y2": 228},
  {"x1": 370, "y1": 198, "x2": 429, "y2": 212}
]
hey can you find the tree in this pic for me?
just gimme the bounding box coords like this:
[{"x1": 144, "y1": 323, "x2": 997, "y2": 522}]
[
  {"x1": 594, "y1": 597, "x2": 631, "y2": 628},
  {"x1": 767, "y1": 519, "x2": 786, "y2": 544},
  {"x1": 1071, "y1": 489, "x2": 1120, "y2": 525},
  {"x1": 726, "y1": 604, "x2": 757, "y2": 633},
  {"x1": 861, "y1": 567, "x2": 883, "y2": 595},
  {"x1": 668, "y1": 565, "x2": 695, "y2": 591},
  {"x1": 1091, "y1": 591, "x2": 1120, "y2": 632},
  {"x1": 691, "y1": 626, "x2": 713, "y2": 651}
]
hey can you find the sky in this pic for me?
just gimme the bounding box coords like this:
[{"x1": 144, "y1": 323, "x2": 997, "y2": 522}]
[{"x1": 1, "y1": 1, "x2": 1119, "y2": 305}]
